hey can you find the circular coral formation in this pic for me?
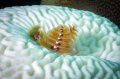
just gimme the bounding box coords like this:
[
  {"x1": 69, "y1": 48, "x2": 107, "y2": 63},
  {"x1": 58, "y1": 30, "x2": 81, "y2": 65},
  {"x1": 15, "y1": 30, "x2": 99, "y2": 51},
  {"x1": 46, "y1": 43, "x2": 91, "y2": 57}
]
[{"x1": 0, "y1": 5, "x2": 120, "y2": 79}]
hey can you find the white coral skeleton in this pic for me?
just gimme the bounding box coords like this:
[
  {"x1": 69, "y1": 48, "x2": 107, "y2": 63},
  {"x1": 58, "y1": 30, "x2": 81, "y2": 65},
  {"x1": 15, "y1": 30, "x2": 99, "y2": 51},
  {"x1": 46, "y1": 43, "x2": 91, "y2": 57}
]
[{"x1": 0, "y1": 5, "x2": 120, "y2": 79}]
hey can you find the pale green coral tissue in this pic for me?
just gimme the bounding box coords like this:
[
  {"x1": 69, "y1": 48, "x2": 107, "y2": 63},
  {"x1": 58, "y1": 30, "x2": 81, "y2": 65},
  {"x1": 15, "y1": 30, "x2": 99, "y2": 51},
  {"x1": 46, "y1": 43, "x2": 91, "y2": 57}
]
[{"x1": 0, "y1": 5, "x2": 120, "y2": 79}]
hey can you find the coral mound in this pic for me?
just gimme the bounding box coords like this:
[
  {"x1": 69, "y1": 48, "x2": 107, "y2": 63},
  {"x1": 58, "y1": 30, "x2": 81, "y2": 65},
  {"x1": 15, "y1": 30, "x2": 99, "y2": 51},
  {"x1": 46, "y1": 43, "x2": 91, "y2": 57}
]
[{"x1": 0, "y1": 5, "x2": 120, "y2": 79}]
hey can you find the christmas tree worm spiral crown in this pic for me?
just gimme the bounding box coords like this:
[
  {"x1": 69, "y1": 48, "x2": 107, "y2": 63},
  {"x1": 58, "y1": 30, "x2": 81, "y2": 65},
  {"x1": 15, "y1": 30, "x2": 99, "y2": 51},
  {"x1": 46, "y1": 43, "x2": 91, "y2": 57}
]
[{"x1": 29, "y1": 24, "x2": 77, "y2": 54}]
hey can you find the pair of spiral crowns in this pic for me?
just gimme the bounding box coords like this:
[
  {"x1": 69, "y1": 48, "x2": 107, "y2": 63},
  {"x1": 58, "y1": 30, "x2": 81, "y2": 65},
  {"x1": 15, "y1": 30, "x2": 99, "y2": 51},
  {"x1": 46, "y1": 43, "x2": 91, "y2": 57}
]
[{"x1": 29, "y1": 24, "x2": 77, "y2": 54}]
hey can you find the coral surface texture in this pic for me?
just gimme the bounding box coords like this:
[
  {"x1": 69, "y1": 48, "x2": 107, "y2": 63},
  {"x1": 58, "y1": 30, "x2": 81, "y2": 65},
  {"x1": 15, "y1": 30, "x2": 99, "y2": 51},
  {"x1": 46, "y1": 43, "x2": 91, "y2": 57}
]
[{"x1": 0, "y1": 5, "x2": 120, "y2": 79}]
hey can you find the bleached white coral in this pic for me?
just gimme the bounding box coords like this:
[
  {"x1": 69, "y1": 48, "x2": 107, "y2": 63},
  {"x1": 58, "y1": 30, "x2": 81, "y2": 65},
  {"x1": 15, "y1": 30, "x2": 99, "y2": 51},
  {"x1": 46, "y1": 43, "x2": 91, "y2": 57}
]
[{"x1": 0, "y1": 5, "x2": 120, "y2": 79}]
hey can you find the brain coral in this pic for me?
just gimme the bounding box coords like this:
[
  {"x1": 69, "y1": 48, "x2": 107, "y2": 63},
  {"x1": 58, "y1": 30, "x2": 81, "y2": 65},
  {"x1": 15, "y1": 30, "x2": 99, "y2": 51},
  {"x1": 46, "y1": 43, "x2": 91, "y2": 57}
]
[{"x1": 0, "y1": 5, "x2": 120, "y2": 79}]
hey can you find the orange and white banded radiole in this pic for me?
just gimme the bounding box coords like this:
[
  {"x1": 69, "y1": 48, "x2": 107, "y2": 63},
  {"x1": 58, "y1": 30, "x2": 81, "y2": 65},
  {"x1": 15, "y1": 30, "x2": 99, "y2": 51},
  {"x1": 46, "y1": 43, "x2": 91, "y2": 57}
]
[{"x1": 29, "y1": 24, "x2": 77, "y2": 54}]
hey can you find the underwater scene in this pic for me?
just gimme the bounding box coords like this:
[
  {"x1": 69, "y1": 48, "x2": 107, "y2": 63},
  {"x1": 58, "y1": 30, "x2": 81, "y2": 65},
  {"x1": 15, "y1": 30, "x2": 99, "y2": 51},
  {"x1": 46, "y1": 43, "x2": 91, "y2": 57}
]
[{"x1": 0, "y1": 0, "x2": 120, "y2": 79}]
